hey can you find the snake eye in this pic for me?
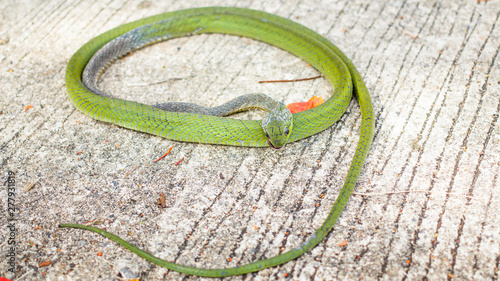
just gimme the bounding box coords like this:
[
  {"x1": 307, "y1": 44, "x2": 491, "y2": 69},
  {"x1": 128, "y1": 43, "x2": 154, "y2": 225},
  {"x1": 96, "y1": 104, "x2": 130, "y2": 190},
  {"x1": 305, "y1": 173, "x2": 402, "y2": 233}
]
[{"x1": 284, "y1": 128, "x2": 290, "y2": 135}]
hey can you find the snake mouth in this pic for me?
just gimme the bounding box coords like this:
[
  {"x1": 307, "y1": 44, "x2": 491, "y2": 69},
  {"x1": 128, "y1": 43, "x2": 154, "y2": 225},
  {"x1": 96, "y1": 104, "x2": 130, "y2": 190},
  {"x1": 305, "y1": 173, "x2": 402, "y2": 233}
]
[{"x1": 267, "y1": 139, "x2": 284, "y2": 150}]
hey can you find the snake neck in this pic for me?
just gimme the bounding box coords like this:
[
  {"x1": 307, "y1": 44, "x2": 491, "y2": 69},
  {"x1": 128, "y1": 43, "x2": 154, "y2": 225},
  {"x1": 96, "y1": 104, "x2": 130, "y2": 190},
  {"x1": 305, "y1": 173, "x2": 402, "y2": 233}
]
[
  {"x1": 209, "y1": 93, "x2": 283, "y2": 116},
  {"x1": 152, "y1": 93, "x2": 283, "y2": 116},
  {"x1": 155, "y1": 93, "x2": 293, "y2": 149}
]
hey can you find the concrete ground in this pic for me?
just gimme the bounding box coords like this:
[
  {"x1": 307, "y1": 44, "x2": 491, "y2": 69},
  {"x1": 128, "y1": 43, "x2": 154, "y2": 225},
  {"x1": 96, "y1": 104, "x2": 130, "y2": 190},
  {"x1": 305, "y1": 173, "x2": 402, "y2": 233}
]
[{"x1": 1, "y1": 0, "x2": 499, "y2": 280}]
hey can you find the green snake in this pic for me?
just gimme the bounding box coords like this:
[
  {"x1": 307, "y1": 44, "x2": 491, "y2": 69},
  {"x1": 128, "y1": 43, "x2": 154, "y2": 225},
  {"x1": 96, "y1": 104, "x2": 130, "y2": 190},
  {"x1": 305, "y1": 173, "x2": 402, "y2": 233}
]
[{"x1": 61, "y1": 6, "x2": 374, "y2": 277}]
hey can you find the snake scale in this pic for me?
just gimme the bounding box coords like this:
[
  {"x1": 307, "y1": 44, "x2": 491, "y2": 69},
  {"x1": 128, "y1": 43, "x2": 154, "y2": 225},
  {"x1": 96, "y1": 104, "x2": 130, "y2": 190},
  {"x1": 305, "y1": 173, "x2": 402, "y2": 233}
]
[{"x1": 61, "y1": 7, "x2": 374, "y2": 277}]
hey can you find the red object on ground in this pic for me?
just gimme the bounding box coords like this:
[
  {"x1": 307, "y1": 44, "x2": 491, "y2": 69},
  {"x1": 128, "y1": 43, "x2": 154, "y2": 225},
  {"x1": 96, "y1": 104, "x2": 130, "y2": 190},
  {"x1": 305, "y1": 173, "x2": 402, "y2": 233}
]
[{"x1": 286, "y1": 96, "x2": 324, "y2": 113}]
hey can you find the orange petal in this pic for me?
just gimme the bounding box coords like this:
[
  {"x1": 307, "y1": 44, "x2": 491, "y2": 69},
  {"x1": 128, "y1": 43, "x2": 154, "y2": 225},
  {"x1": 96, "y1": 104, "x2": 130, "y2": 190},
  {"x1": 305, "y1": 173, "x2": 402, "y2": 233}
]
[
  {"x1": 286, "y1": 101, "x2": 312, "y2": 114},
  {"x1": 308, "y1": 96, "x2": 324, "y2": 107},
  {"x1": 286, "y1": 96, "x2": 324, "y2": 113}
]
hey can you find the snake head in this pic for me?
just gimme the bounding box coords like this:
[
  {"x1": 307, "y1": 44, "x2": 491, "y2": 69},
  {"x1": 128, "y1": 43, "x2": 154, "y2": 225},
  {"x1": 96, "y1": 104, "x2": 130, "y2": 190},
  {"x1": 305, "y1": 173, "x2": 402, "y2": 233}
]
[{"x1": 261, "y1": 104, "x2": 293, "y2": 149}]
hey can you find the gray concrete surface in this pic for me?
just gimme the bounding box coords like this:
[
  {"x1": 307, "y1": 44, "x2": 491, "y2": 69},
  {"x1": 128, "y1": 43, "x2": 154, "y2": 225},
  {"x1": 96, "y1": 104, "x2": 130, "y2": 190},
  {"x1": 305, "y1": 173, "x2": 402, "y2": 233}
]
[{"x1": 1, "y1": 0, "x2": 499, "y2": 280}]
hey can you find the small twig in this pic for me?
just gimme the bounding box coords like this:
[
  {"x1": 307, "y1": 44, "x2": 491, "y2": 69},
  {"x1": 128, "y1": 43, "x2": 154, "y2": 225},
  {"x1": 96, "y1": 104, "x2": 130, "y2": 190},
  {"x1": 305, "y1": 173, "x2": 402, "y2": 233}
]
[
  {"x1": 352, "y1": 190, "x2": 474, "y2": 200},
  {"x1": 174, "y1": 157, "x2": 184, "y2": 166},
  {"x1": 258, "y1": 74, "x2": 323, "y2": 84},
  {"x1": 404, "y1": 32, "x2": 419, "y2": 40},
  {"x1": 153, "y1": 147, "x2": 173, "y2": 163},
  {"x1": 25, "y1": 171, "x2": 55, "y2": 192},
  {"x1": 25, "y1": 179, "x2": 40, "y2": 192},
  {"x1": 126, "y1": 76, "x2": 192, "y2": 87},
  {"x1": 124, "y1": 165, "x2": 139, "y2": 178},
  {"x1": 16, "y1": 269, "x2": 32, "y2": 281}
]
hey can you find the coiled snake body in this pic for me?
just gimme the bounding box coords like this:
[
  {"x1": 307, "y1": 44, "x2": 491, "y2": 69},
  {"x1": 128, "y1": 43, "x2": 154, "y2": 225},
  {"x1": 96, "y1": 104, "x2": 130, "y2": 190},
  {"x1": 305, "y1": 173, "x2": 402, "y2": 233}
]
[{"x1": 61, "y1": 7, "x2": 374, "y2": 277}]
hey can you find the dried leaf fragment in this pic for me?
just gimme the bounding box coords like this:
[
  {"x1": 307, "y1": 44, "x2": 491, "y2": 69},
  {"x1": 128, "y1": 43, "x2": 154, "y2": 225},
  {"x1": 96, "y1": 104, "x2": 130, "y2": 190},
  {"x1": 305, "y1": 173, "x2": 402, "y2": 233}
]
[
  {"x1": 39, "y1": 261, "x2": 52, "y2": 267},
  {"x1": 337, "y1": 240, "x2": 347, "y2": 247},
  {"x1": 287, "y1": 96, "x2": 324, "y2": 113}
]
